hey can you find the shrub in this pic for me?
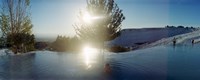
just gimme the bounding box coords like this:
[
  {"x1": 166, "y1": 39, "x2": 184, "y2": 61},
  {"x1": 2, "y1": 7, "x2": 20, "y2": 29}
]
[{"x1": 108, "y1": 45, "x2": 130, "y2": 53}]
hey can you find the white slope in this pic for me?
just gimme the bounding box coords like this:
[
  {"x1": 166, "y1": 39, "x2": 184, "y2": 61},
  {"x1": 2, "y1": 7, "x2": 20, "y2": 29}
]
[
  {"x1": 0, "y1": 49, "x2": 8, "y2": 56},
  {"x1": 139, "y1": 29, "x2": 200, "y2": 49},
  {"x1": 193, "y1": 38, "x2": 200, "y2": 43},
  {"x1": 109, "y1": 28, "x2": 195, "y2": 47}
]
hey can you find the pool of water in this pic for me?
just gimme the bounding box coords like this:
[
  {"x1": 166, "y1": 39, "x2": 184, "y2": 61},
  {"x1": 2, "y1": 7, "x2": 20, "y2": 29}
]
[{"x1": 0, "y1": 43, "x2": 200, "y2": 80}]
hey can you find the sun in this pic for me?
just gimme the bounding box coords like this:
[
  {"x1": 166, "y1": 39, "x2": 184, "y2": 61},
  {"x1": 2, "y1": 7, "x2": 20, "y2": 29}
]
[
  {"x1": 82, "y1": 12, "x2": 102, "y2": 24},
  {"x1": 83, "y1": 12, "x2": 93, "y2": 23}
]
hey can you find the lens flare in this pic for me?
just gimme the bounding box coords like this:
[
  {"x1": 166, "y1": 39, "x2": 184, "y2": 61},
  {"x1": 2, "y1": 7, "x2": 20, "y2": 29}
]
[
  {"x1": 82, "y1": 12, "x2": 102, "y2": 24},
  {"x1": 83, "y1": 12, "x2": 93, "y2": 23}
]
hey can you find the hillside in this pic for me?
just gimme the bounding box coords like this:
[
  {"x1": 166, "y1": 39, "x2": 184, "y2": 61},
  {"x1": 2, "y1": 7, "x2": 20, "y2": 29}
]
[
  {"x1": 108, "y1": 27, "x2": 196, "y2": 48},
  {"x1": 139, "y1": 29, "x2": 200, "y2": 49}
]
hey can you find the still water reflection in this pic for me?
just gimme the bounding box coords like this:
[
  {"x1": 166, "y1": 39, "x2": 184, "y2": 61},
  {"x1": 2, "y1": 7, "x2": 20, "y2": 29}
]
[
  {"x1": 0, "y1": 43, "x2": 200, "y2": 80},
  {"x1": 82, "y1": 46, "x2": 99, "y2": 69}
]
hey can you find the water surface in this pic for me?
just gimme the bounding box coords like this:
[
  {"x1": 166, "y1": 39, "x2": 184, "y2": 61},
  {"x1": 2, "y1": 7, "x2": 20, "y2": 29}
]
[{"x1": 0, "y1": 43, "x2": 200, "y2": 80}]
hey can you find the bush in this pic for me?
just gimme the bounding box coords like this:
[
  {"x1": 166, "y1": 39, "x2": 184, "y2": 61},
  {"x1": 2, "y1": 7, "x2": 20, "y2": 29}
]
[
  {"x1": 108, "y1": 46, "x2": 130, "y2": 53},
  {"x1": 7, "y1": 33, "x2": 35, "y2": 53}
]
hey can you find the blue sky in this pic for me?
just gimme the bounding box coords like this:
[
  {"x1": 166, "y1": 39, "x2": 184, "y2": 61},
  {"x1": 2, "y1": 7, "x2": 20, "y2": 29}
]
[{"x1": 30, "y1": 0, "x2": 200, "y2": 37}]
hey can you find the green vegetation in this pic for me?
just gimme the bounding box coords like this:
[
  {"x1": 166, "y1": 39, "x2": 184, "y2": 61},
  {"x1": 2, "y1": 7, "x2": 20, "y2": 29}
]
[
  {"x1": 0, "y1": 0, "x2": 35, "y2": 53},
  {"x1": 165, "y1": 25, "x2": 196, "y2": 29},
  {"x1": 74, "y1": 0, "x2": 125, "y2": 50},
  {"x1": 108, "y1": 45, "x2": 130, "y2": 53},
  {"x1": 50, "y1": 35, "x2": 82, "y2": 52}
]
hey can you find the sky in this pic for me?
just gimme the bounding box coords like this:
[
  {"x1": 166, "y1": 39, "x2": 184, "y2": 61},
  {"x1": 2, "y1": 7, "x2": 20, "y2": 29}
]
[{"x1": 30, "y1": 0, "x2": 200, "y2": 37}]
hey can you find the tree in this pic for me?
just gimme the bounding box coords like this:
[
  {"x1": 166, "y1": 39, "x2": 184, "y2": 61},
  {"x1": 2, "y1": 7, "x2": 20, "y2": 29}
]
[
  {"x1": 0, "y1": 0, "x2": 34, "y2": 53},
  {"x1": 7, "y1": 33, "x2": 35, "y2": 53},
  {"x1": 165, "y1": 25, "x2": 170, "y2": 28},
  {"x1": 74, "y1": 0, "x2": 125, "y2": 49},
  {"x1": 50, "y1": 35, "x2": 82, "y2": 52},
  {"x1": 177, "y1": 25, "x2": 184, "y2": 28},
  {"x1": 51, "y1": 35, "x2": 69, "y2": 52}
]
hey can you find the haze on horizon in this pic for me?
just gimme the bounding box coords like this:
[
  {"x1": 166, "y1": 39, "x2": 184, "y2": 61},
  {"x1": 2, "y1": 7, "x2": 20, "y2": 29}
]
[{"x1": 30, "y1": 0, "x2": 200, "y2": 38}]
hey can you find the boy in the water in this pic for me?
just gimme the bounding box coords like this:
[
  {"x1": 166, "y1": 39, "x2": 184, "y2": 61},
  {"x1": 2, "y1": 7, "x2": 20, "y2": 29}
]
[{"x1": 104, "y1": 63, "x2": 111, "y2": 73}]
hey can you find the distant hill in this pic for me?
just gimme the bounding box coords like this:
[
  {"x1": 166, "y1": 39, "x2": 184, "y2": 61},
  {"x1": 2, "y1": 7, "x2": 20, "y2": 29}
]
[{"x1": 108, "y1": 27, "x2": 197, "y2": 47}]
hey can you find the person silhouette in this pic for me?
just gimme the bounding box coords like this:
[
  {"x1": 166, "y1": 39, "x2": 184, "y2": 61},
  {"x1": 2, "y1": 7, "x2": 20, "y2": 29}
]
[
  {"x1": 192, "y1": 40, "x2": 194, "y2": 44},
  {"x1": 104, "y1": 63, "x2": 111, "y2": 74},
  {"x1": 173, "y1": 38, "x2": 176, "y2": 46}
]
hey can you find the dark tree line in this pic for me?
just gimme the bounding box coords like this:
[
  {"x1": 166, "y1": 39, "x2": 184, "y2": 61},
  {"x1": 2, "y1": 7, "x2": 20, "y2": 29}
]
[
  {"x1": 165, "y1": 25, "x2": 195, "y2": 29},
  {"x1": 50, "y1": 35, "x2": 82, "y2": 52}
]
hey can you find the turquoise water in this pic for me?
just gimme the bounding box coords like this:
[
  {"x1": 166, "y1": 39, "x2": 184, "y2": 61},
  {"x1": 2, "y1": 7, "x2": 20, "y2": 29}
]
[{"x1": 0, "y1": 43, "x2": 200, "y2": 80}]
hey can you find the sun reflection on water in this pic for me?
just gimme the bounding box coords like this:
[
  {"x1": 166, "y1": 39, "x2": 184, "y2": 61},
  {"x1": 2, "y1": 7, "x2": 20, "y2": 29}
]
[{"x1": 82, "y1": 45, "x2": 98, "y2": 69}]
